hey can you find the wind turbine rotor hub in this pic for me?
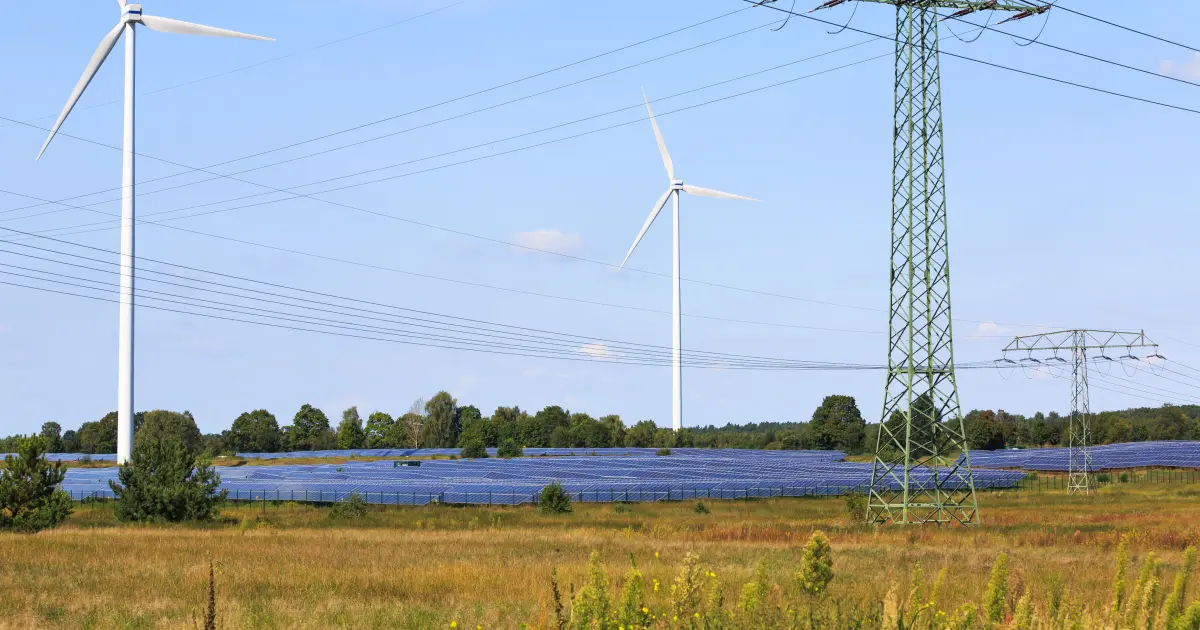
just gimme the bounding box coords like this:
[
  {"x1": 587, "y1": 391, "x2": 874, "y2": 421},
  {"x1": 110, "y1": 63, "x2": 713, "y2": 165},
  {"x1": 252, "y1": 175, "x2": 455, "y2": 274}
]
[{"x1": 671, "y1": 179, "x2": 683, "y2": 189}]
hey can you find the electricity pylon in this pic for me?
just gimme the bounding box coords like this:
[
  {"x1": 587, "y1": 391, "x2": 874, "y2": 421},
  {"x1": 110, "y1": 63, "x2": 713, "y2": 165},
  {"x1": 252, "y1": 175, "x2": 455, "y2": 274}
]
[
  {"x1": 1001, "y1": 330, "x2": 1159, "y2": 494},
  {"x1": 803, "y1": 0, "x2": 1047, "y2": 524}
]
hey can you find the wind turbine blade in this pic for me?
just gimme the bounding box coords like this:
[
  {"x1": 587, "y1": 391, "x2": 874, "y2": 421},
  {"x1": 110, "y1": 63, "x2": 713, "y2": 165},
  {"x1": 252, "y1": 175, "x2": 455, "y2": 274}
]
[
  {"x1": 641, "y1": 89, "x2": 674, "y2": 181},
  {"x1": 116, "y1": 0, "x2": 126, "y2": 6},
  {"x1": 140, "y1": 15, "x2": 274, "y2": 41},
  {"x1": 681, "y1": 184, "x2": 759, "y2": 202},
  {"x1": 37, "y1": 22, "x2": 125, "y2": 160},
  {"x1": 620, "y1": 189, "x2": 672, "y2": 269}
]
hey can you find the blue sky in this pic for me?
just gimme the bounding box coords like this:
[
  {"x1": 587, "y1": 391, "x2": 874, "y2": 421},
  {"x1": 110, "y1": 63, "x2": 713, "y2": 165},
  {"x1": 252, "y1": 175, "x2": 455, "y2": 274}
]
[{"x1": 1, "y1": 0, "x2": 1199, "y2": 436}]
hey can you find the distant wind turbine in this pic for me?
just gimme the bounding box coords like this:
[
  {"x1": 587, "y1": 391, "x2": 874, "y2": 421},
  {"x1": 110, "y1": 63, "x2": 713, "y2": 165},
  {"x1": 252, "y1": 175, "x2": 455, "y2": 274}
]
[
  {"x1": 38, "y1": 1, "x2": 272, "y2": 464},
  {"x1": 619, "y1": 90, "x2": 758, "y2": 432}
]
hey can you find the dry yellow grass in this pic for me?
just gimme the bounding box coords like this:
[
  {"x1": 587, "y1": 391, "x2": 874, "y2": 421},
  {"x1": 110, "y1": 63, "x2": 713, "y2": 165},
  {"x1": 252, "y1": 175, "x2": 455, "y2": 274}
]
[{"x1": 1, "y1": 483, "x2": 1197, "y2": 628}]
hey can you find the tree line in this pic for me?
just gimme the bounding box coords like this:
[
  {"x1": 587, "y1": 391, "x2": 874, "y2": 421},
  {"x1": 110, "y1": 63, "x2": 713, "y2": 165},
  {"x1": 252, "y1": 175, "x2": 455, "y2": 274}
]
[
  {"x1": 3, "y1": 394, "x2": 871, "y2": 455},
  {"x1": 6, "y1": 393, "x2": 1198, "y2": 456}
]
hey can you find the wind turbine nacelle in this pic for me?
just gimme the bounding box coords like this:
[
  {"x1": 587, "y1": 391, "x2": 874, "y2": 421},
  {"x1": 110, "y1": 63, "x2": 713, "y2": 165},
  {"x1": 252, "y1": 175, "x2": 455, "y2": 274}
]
[
  {"x1": 671, "y1": 178, "x2": 683, "y2": 189},
  {"x1": 124, "y1": 4, "x2": 144, "y2": 21}
]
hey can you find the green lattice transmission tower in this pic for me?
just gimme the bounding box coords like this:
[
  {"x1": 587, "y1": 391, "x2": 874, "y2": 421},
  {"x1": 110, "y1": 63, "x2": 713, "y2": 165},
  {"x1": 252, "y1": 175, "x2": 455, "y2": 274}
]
[
  {"x1": 807, "y1": 0, "x2": 1047, "y2": 525},
  {"x1": 1001, "y1": 331, "x2": 1160, "y2": 494}
]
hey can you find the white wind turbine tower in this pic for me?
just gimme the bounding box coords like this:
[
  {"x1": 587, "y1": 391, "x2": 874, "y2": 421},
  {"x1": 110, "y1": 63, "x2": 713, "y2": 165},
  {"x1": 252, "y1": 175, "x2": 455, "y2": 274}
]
[
  {"x1": 38, "y1": 1, "x2": 272, "y2": 463},
  {"x1": 619, "y1": 91, "x2": 758, "y2": 431}
]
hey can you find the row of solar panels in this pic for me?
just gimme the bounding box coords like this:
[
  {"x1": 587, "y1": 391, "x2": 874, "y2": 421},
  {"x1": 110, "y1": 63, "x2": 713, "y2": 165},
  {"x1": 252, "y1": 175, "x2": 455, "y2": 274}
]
[
  {"x1": 60, "y1": 449, "x2": 1025, "y2": 505},
  {"x1": 966, "y1": 441, "x2": 1200, "y2": 471}
]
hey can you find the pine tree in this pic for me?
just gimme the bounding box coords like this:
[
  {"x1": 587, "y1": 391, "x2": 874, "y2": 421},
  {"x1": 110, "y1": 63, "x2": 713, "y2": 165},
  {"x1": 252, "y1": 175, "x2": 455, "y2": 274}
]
[
  {"x1": 0, "y1": 436, "x2": 73, "y2": 533},
  {"x1": 109, "y1": 434, "x2": 227, "y2": 522}
]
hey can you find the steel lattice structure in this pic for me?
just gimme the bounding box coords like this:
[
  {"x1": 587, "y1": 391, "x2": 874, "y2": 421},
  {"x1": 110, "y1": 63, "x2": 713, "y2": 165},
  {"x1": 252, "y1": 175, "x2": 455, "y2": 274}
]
[
  {"x1": 805, "y1": 0, "x2": 1047, "y2": 524},
  {"x1": 1001, "y1": 330, "x2": 1159, "y2": 494}
]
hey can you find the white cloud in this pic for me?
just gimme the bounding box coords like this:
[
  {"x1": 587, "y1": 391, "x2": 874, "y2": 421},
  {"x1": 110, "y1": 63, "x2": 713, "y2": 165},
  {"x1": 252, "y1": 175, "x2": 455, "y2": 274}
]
[
  {"x1": 975, "y1": 320, "x2": 1012, "y2": 336},
  {"x1": 511, "y1": 229, "x2": 583, "y2": 255},
  {"x1": 1159, "y1": 53, "x2": 1200, "y2": 80},
  {"x1": 578, "y1": 343, "x2": 613, "y2": 358}
]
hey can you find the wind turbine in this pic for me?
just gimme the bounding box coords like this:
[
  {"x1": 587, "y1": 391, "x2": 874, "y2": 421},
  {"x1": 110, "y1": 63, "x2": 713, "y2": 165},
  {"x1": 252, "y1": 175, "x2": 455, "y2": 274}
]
[
  {"x1": 38, "y1": 2, "x2": 272, "y2": 463},
  {"x1": 619, "y1": 91, "x2": 758, "y2": 431}
]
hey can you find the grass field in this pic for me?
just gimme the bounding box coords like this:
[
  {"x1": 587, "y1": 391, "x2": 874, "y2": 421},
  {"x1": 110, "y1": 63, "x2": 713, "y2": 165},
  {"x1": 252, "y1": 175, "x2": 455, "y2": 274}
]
[{"x1": 2, "y1": 483, "x2": 1198, "y2": 628}]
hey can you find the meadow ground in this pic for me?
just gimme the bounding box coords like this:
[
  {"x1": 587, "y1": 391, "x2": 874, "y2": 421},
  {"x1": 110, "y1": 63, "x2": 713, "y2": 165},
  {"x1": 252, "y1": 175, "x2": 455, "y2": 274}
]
[{"x1": 1, "y1": 482, "x2": 1197, "y2": 628}]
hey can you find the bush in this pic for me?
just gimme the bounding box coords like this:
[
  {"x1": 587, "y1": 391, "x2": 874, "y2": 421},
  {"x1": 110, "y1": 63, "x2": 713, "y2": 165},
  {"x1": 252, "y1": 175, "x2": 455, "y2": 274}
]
[
  {"x1": 0, "y1": 436, "x2": 73, "y2": 533},
  {"x1": 1098, "y1": 473, "x2": 1111, "y2": 484},
  {"x1": 796, "y1": 530, "x2": 834, "y2": 597},
  {"x1": 497, "y1": 438, "x2": 523, "y2": 459},
  {"x1": 109, "y1": 434, "x2": 226, "y2": 522},
  {"x1": 844, "y1": 492, "x2": 868, "y2": 523},
  {"x1": 693, "y1": 501, "x2": 711, "y2": 514},
  {"x1": 539, "y1": 482, "x2": 572, "y2": 514},
  {"x1": 656, "y1": 447, "x2": 672, "y2": 456},
  {"x1": 460, "y1": 438, "x2": 488, "y2": 459},
  {"x1": 1120, "y1": 472, "x2": 1129, "y2": 483},
  {"x1": 330, "y1": 493, "x2": 368, "y2": 520}
]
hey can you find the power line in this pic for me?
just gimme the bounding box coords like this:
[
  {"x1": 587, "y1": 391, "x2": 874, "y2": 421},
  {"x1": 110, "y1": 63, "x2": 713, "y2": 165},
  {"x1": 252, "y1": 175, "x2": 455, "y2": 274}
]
[
  {"x1": 5, "y1": 0, "x2": 472, "y2": 128},
  {"x1": 747, "y1": 0, "x2": 1200, "y2": 116},
  {"x1": 1049, "y1": 3, "x2": 1200, "y2": 54},
  {"x1": 3, "y1": 6, "x2": 757, "y2": 217},
  {"x1": 0, "y1": 234, "x2": 882, "y2": 370}
]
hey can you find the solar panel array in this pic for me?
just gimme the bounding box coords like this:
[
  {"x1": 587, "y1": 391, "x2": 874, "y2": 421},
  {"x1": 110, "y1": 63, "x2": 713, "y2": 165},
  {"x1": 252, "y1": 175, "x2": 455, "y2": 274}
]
[
  {"x1": 60, "y1": 448, "x2": 1025, "y2": 505},
  {"x1": 966, "y1": 441, "x2": 1200, "y2": 471}
]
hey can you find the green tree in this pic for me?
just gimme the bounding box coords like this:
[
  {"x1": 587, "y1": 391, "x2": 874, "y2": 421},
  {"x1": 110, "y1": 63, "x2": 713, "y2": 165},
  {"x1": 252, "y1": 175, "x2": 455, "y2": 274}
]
[
  {"x1": 363, "y1": 411, "x2": 395, "y2": 448},
  {"x1": 530, "y1": 405, "x2": 571, "y2": 448},
  {"x1": 803, "y1": 395, "x2": 867, "y2": 452},
  {"x1": 39, "y1": 422, "x2": 63, "y2": 453},
  {"x1": 0, "y1": 436, "x2": 73, "y2": 532},
  {"x1": 497, "y1": 438, "x2": 523, "y2": 459},
  {"x1": 457, "y1": 405, "x2": 493, "y2": 447},
  {"x1": 61, "y1": 429, "x2": 80, "y2": 453},
  {"x1": 337, "y1": 407, "x2": 365, "y2": 449},
  {"x1": 460, "y1": 436, "x2": 488, "y2": 459},
  {"x1": 78, "y1": 412, "x2": 118, "y2": 454},
  {"x1": 288, "y1": 404, "x2": 332, "y2": 451},
  {"x1": 135, "y1": 410, "x2": 203, "y2": 460},
  {"x1": 625, "y1": 420, "x2": 658, "y2": 448},
  {"x1": 600, "y1": 414, "x2": 626, "y2": 447},
  {"x1": 109, "y1": 433, "x2": 226, "y2": 522},
  {"x1": 229, "y1": 409, "x2": 280, "y2": 453},
  {"x1": 490, "y1": 406, "x2": 524, "y2": 446},
  {"x1": 421, "y1": 391, "x2": 460, "y2": 448}
]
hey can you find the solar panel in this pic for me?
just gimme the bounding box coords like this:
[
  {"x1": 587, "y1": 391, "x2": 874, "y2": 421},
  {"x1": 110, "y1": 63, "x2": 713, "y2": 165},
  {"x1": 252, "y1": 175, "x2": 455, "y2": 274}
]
[
  {"x1": 966, "y1": 441, "x2": 1200, "y2": 472},
  {"x1": 58, "y1": 447, "x2": 1026, "y2": 505}
]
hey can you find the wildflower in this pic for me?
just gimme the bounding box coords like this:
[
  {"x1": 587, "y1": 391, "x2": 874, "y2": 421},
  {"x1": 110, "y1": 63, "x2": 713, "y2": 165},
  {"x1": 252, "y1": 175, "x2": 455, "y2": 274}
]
[
  {"x1": 653, "y1": 579, "x2": 660, "y2": 592},
  {"x1": 655, "y1": 552, "x2": 660, "y2": 559},
  {"x1": 642, "y1": 607, "x2": 649, "y2": 614},
  {"x1": 450, "y1": 623, "x2": 457, "y2": 629}
]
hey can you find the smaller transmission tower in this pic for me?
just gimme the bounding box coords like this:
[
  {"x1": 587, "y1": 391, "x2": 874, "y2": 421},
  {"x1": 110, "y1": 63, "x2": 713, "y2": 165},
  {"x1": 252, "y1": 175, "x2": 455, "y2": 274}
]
[{"x1": 1001, "y1": 330, "x2": 1158, "y2": 494}]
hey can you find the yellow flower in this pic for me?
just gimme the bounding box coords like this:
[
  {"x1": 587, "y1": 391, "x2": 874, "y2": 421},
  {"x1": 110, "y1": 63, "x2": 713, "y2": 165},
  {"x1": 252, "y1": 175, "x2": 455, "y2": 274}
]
[
  {"x1": 653, "y1": 580, "x2": 660, "y2": 592},
  {"x1": 642, "y1": 607, "x2": 649, "y2": 614},
  {"x1": 450, "y1": 623, "x2": 457, "y2": 629},
  {"x1": 694, "y1": 613, "x2": 700, "y2": 618},
  {"x1": 654, "y1": 551, "x2": 660, "y2": 559}
]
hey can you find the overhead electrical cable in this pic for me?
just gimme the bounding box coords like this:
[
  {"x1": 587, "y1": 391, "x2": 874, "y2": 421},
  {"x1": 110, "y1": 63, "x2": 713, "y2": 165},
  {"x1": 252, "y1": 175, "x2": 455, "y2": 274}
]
[
  {"x1": 3, "y1": 0, "x2": 472, "y2": 130},
  {"x1": 1, "y1": 5, "x2": 758, "y2": 217},
  {"x1": 1046, "y1": 3, "x2": 1200, "y2": 54},
  {"x1": 745, "y1": 0, "x2": 1200, "y2": 117}
]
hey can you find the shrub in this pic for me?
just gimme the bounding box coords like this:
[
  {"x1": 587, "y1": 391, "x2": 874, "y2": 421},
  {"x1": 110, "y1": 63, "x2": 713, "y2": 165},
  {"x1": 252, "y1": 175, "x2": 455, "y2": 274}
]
[
  {"x1": 78, "y1": 454, "x2": 92, "y2": 465},
  {"x1": 656, "y1": 447, "x2": 672, "y2": 456},
  {"x1": 844, "y1": 492, "x2": 868, "y2": 523},
  {"x1": 693, "y1": 501, "x2": 710, "y2": 514},
  {"x1": 983, "y1": 553, "x2": 1009, "y2": 623},
  {"x1": 539, "y1": 482, "x2": 572, "y2": 514},
  {"x1": 1120, "y1": 472, "x2": 1129, "y2": 483},
  {"x1": 109, "y1": 434, "x2": 226, "y2": 522},
  {"x1": 796, "y1": 530, "x2": 834, "y2": 597},
  {"x1": 572, "y1": 552, "x2": 610, "y2": 627},
  {"x1": 330, "y1": 493, "x2": 368, "y2": 520},
  {"x1": 497, "y1": 439, "x2": 523, "y2": 459},
  {"x1": 460, "y1": 438, "x2": 488, "y2": 459},
  {"x1": 1098, "y1": 473, "x2": 1111, "y2": 484},
  {"x1": 0, "y1": 436, "x2": 73, "y2": 533}
]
